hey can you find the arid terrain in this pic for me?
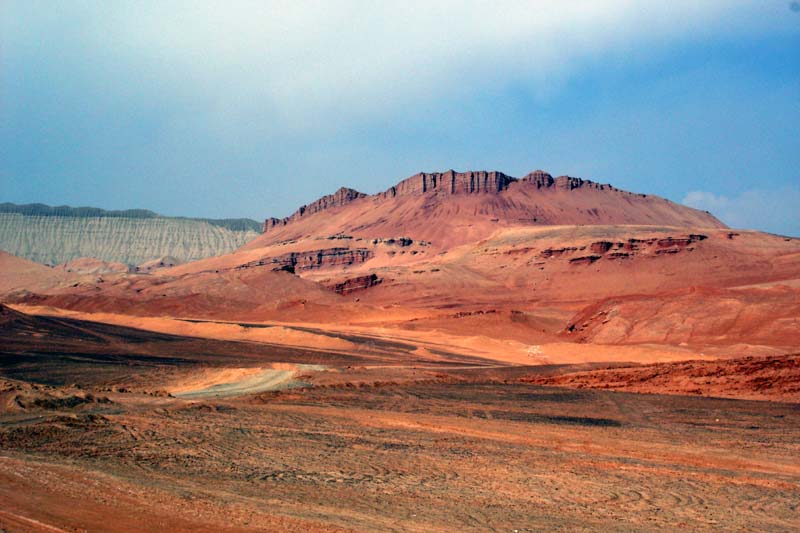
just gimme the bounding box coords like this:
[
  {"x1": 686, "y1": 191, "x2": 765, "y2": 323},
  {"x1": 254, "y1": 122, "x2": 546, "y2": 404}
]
[
  {"x1": 0, "y1": 203, "x2": 260, "y2": 266},
  {"x1": 1, "y1": 169, "x2": 798, "y2": 531}
]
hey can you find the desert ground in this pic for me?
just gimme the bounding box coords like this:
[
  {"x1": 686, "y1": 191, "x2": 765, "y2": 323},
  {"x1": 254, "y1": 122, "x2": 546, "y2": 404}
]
[
  {"x1": 1, "y1": 303, "x2": 799, "y2": 532},
  {"x1": 2, "y1": 170, "x2": 799, "y2": 531}
]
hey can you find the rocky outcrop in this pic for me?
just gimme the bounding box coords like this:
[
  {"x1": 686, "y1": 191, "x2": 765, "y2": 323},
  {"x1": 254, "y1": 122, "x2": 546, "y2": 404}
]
[
  {"x1": 539, "y1": 247, "x2": 580, "y2": 258},
  {"x1": 264, "y1": 187, "x2": 366, "y2": 232},
  {"x1": 569, "y1": 255, "x2": 602, "y2": 266},
  {"x1": 375, "y1": 169, "x2": 618, "y2": 199},
  {"x1": 606, "y1": 252, "x2": 632, "y2": 260},
  {"x1": 325, "y1": 273, "x2": 382, "y2": 295},
  {"x1": 371, "y1": 237, "x2": 414, "y2": 247},
  {"x1": 657, "y1": 235, "x2": 708, "y2": 248},
  {"x1": 135, "y1": 256, "x2": 182, "y2": 273},
  {"x1": 552, "y1": 175, "x2": 616, "y2": 191},
  {"x1": 236, "y1": 247, "x2": 373, "y2": 273},
  {"x1": 589, "y1": 241, "x2": 615, "y2": 255},
  {"x1": 537, "y1": 234, "x2": 710, "y2": 265},
  {"x1": 379, "y1": 170, "x2": 516, "y2": 198},
  {"x1": 520, "y1": 170, "x2": 554, "y2": 188}
]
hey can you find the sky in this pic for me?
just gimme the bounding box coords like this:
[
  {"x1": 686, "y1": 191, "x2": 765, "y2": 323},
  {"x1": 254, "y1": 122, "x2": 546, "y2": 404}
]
[{"x1": 1, "y1": 1, "x2": 799, "y2": 235}]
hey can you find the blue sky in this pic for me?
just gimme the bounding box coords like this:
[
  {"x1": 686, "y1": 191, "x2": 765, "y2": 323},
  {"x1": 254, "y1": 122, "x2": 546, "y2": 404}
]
[{"x1": 2, "y1": 1, "x2": 799, "y2": 235}]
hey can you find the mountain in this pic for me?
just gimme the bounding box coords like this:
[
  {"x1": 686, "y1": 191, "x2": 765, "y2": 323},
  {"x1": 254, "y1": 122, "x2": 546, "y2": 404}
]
[
  {"x1": 2, "y1": 168, "x2": 797, "y2": 362},
  {"x1": 252, "y1": 169, "x2": 724, "y2": 250},
  {"x1": 0, "y1": 202, "x2": 261, "y2": 266}
]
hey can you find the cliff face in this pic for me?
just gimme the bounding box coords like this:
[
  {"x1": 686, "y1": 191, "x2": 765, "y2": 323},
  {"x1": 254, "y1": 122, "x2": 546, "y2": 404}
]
[
  {"x1": 324, "y1": 273, "x2": 382, "y2": 295},
  {"x1": 375, "y1": 169, "x2": 615, "y2": 198},
  {"x1": 522, "y1": 172, "x2": 619, "y2": 192},
  {"x1": 380, "y1": 170, "x2": 516, "y2": 198}
]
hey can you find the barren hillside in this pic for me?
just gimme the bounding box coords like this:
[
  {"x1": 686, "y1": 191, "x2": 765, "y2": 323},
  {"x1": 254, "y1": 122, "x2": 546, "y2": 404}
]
[{"x1": 0, "y1": 203, "x2": 260, "y2": 266}]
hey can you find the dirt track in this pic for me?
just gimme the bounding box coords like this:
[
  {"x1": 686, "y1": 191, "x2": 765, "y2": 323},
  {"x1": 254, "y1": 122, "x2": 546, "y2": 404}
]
[{"x1": 173, "y1": 365, "x2": 323, "y2": 399}]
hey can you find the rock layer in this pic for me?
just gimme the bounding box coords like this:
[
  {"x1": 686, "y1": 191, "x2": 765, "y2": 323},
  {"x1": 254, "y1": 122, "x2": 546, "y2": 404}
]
[
  {"x1": 325, "y1": 273, "x2": 382, "y2": 295},
  {"x1": 234, "y1": 247, "x2": 374, "y2": 273},
  {"x1": 380, "y1": 170, "x2": 516, "y2": 198}
]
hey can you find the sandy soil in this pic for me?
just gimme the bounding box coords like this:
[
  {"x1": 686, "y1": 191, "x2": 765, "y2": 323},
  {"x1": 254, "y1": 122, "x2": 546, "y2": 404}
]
[
  {"x1": 522, "y1": 354, "x2": 800, "y2": 402},
  {"x1": 9, "y1": 304, "x2": 710, "y2": 367},
  {"x1": 1, "y1": 306, "x2": 799, "y2": 531},
  {"x1": 1, "y1": 381, "x2": 798, "y2": 532}
]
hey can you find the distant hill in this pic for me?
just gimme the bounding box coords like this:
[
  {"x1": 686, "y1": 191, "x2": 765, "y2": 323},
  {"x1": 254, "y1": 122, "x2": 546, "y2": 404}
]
[{"x1": 0, "y1": 203, "x2": 261, "y2": 265}]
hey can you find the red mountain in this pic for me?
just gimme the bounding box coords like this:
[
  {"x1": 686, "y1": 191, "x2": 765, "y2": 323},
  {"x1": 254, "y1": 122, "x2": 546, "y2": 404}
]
[{"x1": 250, "y1": 169, "x2": 724, "y2": 250}]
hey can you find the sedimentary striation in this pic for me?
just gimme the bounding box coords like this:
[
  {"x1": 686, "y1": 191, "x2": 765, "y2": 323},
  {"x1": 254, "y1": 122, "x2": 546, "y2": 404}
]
[{"x1": 0, "y1": 203, "x2": 260, "y2": 266}]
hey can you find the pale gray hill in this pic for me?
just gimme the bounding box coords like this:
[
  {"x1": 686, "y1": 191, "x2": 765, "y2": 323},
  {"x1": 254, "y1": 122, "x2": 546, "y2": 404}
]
[{"x1": 0, "y1": 203, "x2": 261, "y2": 266}]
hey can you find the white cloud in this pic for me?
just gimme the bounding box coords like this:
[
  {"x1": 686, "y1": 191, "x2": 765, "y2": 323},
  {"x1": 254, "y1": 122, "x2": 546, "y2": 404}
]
[
  {"x1": 683, "y1": 187, "x2": 800, "y2": 237},
  {"x1": 5, "y1": 0, "x2": 790, "y2": 135}
]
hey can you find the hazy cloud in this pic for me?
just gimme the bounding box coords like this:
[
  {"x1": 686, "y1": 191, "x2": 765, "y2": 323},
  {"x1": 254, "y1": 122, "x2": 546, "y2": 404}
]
[
  {"x1": 683, "y1": 188, "x2": 800, "y2": 237},
  {"x1": 4, "y1": 1, "x2": 791, "y2": 136}
]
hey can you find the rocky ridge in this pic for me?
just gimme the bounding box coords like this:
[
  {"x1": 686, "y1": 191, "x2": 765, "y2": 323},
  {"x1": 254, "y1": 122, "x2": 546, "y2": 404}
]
[
  {"x1": 262, "y1": 168, "x2": 700, "y2": 234},
  {"x1": 379, "y1": 169, "x2": 621, "y2": 198},
  {"x1": 265, "y1": 187, "x2": 367, "y2": 231}
]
